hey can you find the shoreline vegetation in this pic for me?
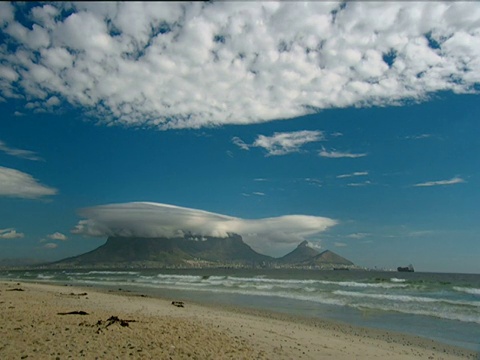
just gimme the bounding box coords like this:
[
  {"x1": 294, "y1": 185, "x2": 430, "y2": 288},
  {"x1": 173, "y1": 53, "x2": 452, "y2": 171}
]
[{"x1": 0, "y1": 281, "x2": 477, "y2": 359}]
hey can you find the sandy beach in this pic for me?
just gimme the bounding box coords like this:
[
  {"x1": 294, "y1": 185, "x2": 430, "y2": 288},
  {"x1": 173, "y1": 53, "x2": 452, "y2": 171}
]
[{"x1": 0, "y1": 281, "x2": 476, "y2": 359}]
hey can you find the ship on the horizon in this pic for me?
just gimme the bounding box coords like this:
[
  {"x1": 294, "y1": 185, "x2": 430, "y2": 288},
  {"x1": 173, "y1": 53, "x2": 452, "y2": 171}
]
[{"x1": 397, "y1": 264, "x2": 414, "y2": 272}]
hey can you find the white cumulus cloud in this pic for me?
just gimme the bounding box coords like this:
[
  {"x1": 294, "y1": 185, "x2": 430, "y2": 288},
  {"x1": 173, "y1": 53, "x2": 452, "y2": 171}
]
[
  {"x1": 0, "y1": 2, "x2": 479, "y2": 129},
  {"x1": 231, "y1": 136, "x2": 250, "y2": 151},
  {"x1": 71, "y1": 202, "x2": 337, "y2": 256},
  {"x1": 47, "y1": 232, "x2": 67, "y2": 241},
  {"x1": 306, "y1": 241, "x2": 322, "y2": 251},
  {"x1": 0, "y1": 228, "x2": 24, "y2": 239},
  {"x1": 0, "y1": 166, "x2": 57, "y2": 199},
  {"x1": 234, "y1": 130, "x2": 324, "y2": 156},
  {"x1": 413, "y1": 176, "x2": 466, "y2": 187},
  {"x1": 252, "y1": 130, "x2": 324, "y2": 156}
]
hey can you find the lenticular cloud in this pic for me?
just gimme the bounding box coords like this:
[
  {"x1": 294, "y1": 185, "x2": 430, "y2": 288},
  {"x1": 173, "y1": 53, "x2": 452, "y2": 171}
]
[
  {"x1": 72, "y1": 202, "x2": 337, "y2": 256},
  {"x1": 1, "y1": 2, "x2": 479, "y2": 129}
]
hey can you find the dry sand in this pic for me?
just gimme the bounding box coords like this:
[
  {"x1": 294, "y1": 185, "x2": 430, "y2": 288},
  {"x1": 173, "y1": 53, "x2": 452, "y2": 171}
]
[{"x1": 0, "y1": 281, "x2": 477, "y2": 359}]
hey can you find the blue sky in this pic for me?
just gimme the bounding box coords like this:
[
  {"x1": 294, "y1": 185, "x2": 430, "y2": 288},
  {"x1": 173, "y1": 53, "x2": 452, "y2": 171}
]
[{"x1": 1, "y1": 2, "x2": 479, "y2": 273}]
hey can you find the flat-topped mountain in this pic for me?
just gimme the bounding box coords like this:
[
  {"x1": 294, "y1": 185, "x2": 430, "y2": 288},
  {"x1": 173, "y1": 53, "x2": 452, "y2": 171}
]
[
  {"x1": 53, "y1": 234, "x2": 272, "y2": 267},
  {"x1": 49, "y1": 234, "x2": 355, "y2": 269}
]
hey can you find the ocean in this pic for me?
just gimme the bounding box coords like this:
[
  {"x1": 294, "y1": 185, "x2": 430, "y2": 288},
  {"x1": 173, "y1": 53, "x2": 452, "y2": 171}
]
[{"x1": 1, "y1": 268, "x2": 479, "y2": 352}]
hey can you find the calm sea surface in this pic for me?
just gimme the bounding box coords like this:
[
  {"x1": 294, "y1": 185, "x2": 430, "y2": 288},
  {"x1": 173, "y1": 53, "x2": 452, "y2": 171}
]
[{"x1": 2, "y1": 269, "x2": 479, "y2": 351}]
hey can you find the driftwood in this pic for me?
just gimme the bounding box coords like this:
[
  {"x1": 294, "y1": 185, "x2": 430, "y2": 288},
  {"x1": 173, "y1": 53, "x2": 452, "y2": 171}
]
[
  {"x1": 57, "y1": 310, "x2": 89, "y2": 315},
  {"x1": 104, "y1": 315, "x2": 135, "y2": 327},
  {"x1": 78, "y1": 315, "x2": 136, "y2": 333},
  {"x1": 89, "y1": 316, "x2": 137, "y2": 333},
  {"x1": 171, "y1": 301, "x2": 184, "y2": 308},
  {"x1": 6, "y1": 288, "x2": 24, "y2": 291}
]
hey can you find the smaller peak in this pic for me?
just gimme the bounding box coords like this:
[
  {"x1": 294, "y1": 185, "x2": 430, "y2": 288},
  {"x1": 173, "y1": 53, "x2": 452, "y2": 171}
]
[{"x1": 298, "y1": 240, "x2": 309, "y2": 247}]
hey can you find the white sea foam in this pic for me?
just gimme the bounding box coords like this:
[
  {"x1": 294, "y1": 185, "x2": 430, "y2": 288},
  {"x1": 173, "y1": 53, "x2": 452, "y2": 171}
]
[
  {"x1": 36, "y1": 274, "x2": 54, "y2": 279},
  {"x1": 334, "y1": 290, "x2": 480, "y2": 307},
  {"x1": 155, "y1": 274, "x2": 199, "y2": 281},
  {"x1": 453, "y1": 287, "x2": 480, "y2": 296},
  {"x1": 227, "y1": 276, "x2": 318, "y2": 285},
  {"x1": 335, "y1": 290, "x2": 428, "y2": 302},
  {"x1": 352, "y1": 303, "x2": 480, "y2": 325},
  {"x1": 131, "y1": 282, "x2": 349, "y2": 307},
  {"x1": 71, "y1": 276, "x2": 345, "y2": 306},
  {"x1": 86, "y1": 271, "x2": 139, "y2": 275},
  {"x1": 318, "y1": 280, "x2": 407, "y2": 289},
  {"x1": 201, "y1": 276, "x2": 407, "y2": 289},
  {"x1": 131, "y1": 274, "x2": 413, "y2": 296},
  {"x1": 390, "y1": 278, "x2": 406, "y2": 283}
]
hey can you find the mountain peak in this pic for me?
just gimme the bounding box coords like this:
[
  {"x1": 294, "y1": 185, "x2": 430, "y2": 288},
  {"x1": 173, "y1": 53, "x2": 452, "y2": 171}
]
[
  {"x1": 279, "y1": 240, "x2": 320, "y2": 264},
  {"x1": 306, "y1": 250, "x2": 354, "y2": 266}
]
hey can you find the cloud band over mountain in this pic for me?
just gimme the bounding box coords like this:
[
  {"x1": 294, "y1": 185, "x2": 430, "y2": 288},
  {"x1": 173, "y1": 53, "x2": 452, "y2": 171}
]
[
  {"x1": 1, "y1": 2, "x2": 479, "y2": 129},
  {"x1": 72, "y1": 202, "x2": 337, "y2": 256}
]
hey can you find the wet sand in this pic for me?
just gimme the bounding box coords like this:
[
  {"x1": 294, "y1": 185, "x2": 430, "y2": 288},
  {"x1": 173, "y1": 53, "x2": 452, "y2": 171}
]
[{"x1": 0, "y1": 281, "x2": 477, "y2": 359}]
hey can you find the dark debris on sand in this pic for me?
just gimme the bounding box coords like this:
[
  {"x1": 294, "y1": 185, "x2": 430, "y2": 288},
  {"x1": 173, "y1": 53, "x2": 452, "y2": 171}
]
[{"x1": 79, "y1": 315, "x2": 137, "y2": 334}]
